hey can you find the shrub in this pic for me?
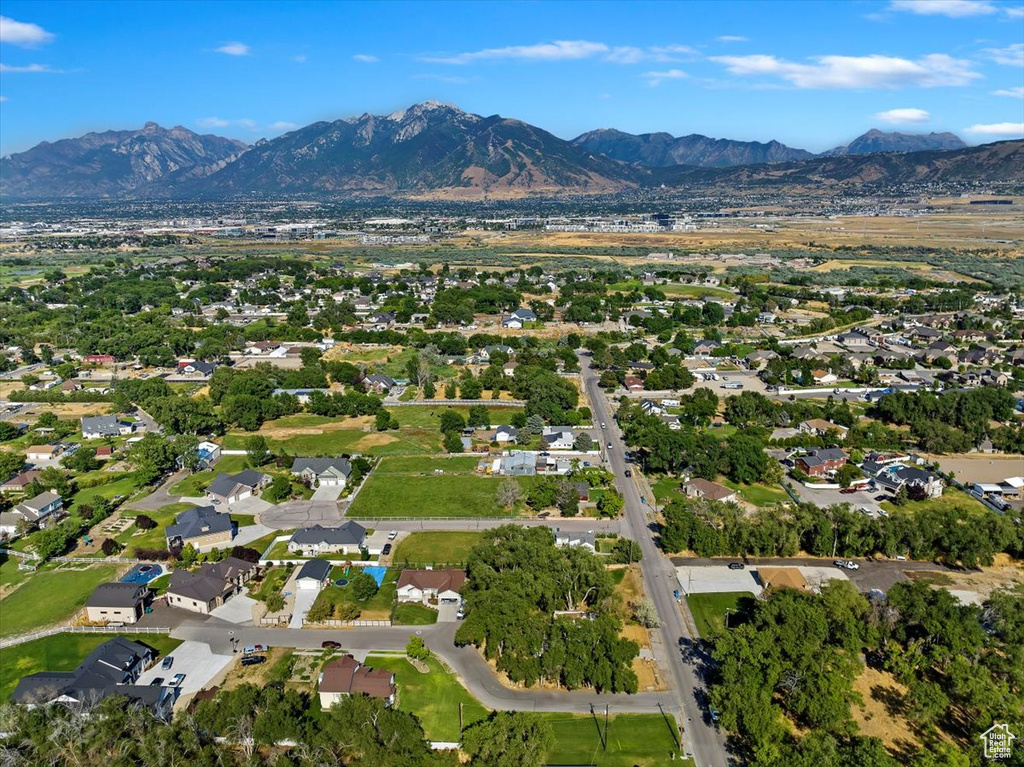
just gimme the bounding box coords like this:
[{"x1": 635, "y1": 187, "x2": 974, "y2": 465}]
[
  {"x1": 100, "y1": 538, "x2": 121, "y2": 556},
  {"x1": 134, "y1": 514, "x2": 157, "y2": 530}
]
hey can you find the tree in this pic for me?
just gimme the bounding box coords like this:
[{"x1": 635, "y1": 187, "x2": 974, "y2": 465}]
[
  {"x1": 526, "y1": 414, "x2": 545, "y2": 435},
  {"x1": 0, "y1": 451, "x2": 25, "y2": 481},
  {"x1": 835, "y1": 463, "x2": 863, "y2": 489},
  {"x1": 134, "y1": 514, "x2": 157, "y2": 530},
  {"x1": 351, "y1": 571, "x2": 379, "y2": 600},
  {"x1": 178, "y1": 543, "x2": 198, "y2": 567},
  {"x1": 467, "y1": 404, "x2": 490, "y2": 428},
  {"x1": 497, "y1": 477, "x2": 522, "y2": 509},
  {"x1": 101, "y1": 538, "x2": 121, "y2": 556},
  {"x1": 265, "y1": 592, "x2": 285, "y2": 613},
  {"x1": 444, "y1": 431, "x2": 465, "y2": 453},
  {"x1": 39, "y1": 466, "x2": 71, "y2": 497},
  {"x1": 460, "y1": 375, "x2": 483, "y2": 399},
  {"x1": 175, "y1": 434, "x2": 201, "y2": 472},
  {"x1": 423, "y1": 379, "x2": 436, "y2": 398},
  {"x1": 245, "y1": 435, "x2": 271, "y2": 467},
  {"x1": 631, "y1": 598, "x2": 660, "y2": 627},
  {"x1": 724, "y1": 434, "x2": 770, "y2": 484},
  {"x1": 439, "y1": 408, "x2": 466, "y2": 434},
  {"x1": 462, "y1": 712, "x2": 553, "y2": 767},
  {"x1": 61, "y1": 447, "x2": 99, "y2": 473},
  {"x1": 611, "y1": 538, "x2": 643, "y2": 563},
  {"x1": 597, "y1": 490, "x2": 624, "y2": 517},
  {"x1": 406, "y1": 635, "x2": 431, "y2": 661},
  {"x1": 128, "y1": 433, "x2": 176, "y2": 474},
  {"x1": 375, "y1": 408, "x2": 392, "y2": 432},
  {"x1": 263, "y1": 475, "x2": 292, "y2": 503},
  {"x1": 573, "y1": 432, "x2": 593, "y2": 451},
  {"x1": 892, "y1": 484, "x2": 908, "y2": 507},
  {"x1": 445, "y1": 381, "x2": 457, "y2": 398}
]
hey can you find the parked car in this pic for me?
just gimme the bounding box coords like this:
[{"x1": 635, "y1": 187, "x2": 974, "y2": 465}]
[
  {"x1": 840, "y1": 487, "x2": 858, "y2": 494},
  {"x1": 387, "y1": 531, "x2": 398, "y2": 540},
  {"x1": 727, "y1": 562, "x2": 745, "y2": 570},
  {"x1": 321, "y1": 640, "x2": 342, "y2": 649},
  {"x1": 171, "y1": 673, "x2": 186, "y2": 687},
  {"x1": 243, "y1": 644, "x2": 267, "y2": 655},
  {"x1": 161, "y1": 656, "x2": 174, "y2": 670},
  {"x1": 843, "y1": 561, "x2": 860, "y2": 570},
  {"x1": 382, "y1": 543, "x2": 392, "y2": 555},
  {"x1": 456, "y1": 607, "x2": 465, "y2": 619},
  {"x1": 241, "y1": 656, "x2": 265, "y2": 667},
  {"x1": 624, "y1": 469, "x2": 632, "y2": 478},
  {"x1": 601, "y1": 422, "x2": 607, "y2": 429},
  {"x1": 874, "y1": 494, "x2": 889, "y2": 502},
  {"x1": 150, "y1": 677, "x2": 165, "y2": 686},
  {"x1": 606, "y1": 442, "x2": 613, "y2": 450}
]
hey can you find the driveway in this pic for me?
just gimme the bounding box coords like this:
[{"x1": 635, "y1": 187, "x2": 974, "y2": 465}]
[
  {"x1": 312, "y1": 484, "x2": 344, "y2": 501},
  {"x1": 136, "y1": 640, "x2": 235, "y2": 703},
  {"x1": 226, "y1": 523, "x2": 275, "y2": 550},
  {"x1": 260, "y1": 499, "x2": 344, "y2": 529},
  {"x1": 210, "y1": 590, "x2": 257, "y2": 625},
  {"x1": 792, "y1": 483, "x2": 884, "y2": 515},
  {"x1": 224, "y1": 496, "x2": 274, "y2": 516},
  {"x1": 125, "y1": 470, "x2": 188, "y2": 511},
  {"x1": 289, "y1": 588, "x2": 319, "y2": 628},
  {"x1": 436, "y1": 601, "x2": 459, "y2": 622}
]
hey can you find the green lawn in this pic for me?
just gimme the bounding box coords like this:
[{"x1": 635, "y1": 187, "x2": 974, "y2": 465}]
[
  {"x1": 115, "y1": 503, "x2": 193, "y2": 552},
  {"x1": 170, "y1": 454, "x2": 249, "y2": 496},
  {"x1": 251, "y1": 566, "x2": 293, "y2": 602},
  {"x1": 880, "y1": 487, "x2": 987, "y2": 515},
  {"x1": 309, "y1": 568, "x2": 399, "y2": 620},
  {"x1": 388, "y1": 405, "x2": 520, "y2": 429},
  {"x1": 392, "y1": 603, "x2": 438, "y2": 625},
  {"x1": 366, "y1": 655, "x2": 488, "y2": 741},
  {"x1": 720, "y1": 478, "x2": 790, "y2": 507},
  {"x1": 541, "y1": 712, "x2": 693, "y2": 767},
  {"x1": 0, "y1": 633, "x2": 182, "y2": 702},
  {"x1": 392, "y1": 532, "x2": 483, "y2": 565},
  {"x1": 686, "y1": 592, "x2": 747, "y2": 638},
  {"x1": 372, "y1": 455, "x2": 481, "y2": 475},
  {"x1": 607, "y1": 279, "x2": 734, "y2": 301},
  {"x1": 222, "y1": 426, "x2": 443, "y2": 456},
  {"x1": 347, "y1": 474, "x2": 523, "y2": 518},
  {"x1": 0, "y1": 564, "x2": 122, "y2": 638},
  {"x1": 70, "y1": 473, "x2": 145, "y2": 513}
]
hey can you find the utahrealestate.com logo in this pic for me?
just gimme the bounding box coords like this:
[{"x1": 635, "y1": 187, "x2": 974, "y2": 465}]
[{"x1": 980, "y1": 723, "x2": 1016, "y2": 760}]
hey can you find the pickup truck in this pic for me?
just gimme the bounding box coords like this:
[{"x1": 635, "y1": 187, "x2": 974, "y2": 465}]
[
  {"x1": 243, "y1": 644, "x2": 268, "y2": 655},
  {"x1": 722, "y1": 382, "x2": 744, "y2": 390}
]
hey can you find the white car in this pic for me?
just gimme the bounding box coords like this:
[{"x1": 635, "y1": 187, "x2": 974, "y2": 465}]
[
  {"x1": 387, "y1": 531, "x2": 398, "y2": 540},
  {"x1": 845, "y1": 560, "x2": 860, "y2": 570}
]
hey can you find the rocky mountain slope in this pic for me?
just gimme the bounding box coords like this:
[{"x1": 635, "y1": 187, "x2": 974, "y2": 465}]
[{"x1": 572, "y1": 128, "x2": 813, "y2": 168}]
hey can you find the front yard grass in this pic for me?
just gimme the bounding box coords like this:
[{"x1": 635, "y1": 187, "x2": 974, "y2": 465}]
[
  {"x1": 686, "y1": 591, "x2": 747, "y2": 638},
  {"x1": 541, "y1": 712, "x2": 693, "y2": 767},
  {"x1": 0, "y1": 564, "x2": 122, "y2": 638},
  {"x1": 347, "y1": 473, "x2": 522, "y2": 518},
  {"x1": 392, "y1": 532, "x2": 483, "y2": 565},
  {"x1": 0, "y1": 633, "x2": 182, "y2": 702},
  {"x1": 880, "y1": 487, "x2": 986, "y2": 515},
  {"x1": 720, "y1": 478, "x2": 790, "y2": 507},
  {"x1": 366, "y1": 654, "x2": 488, "y2": 741},
  {"x1": 250, "y1": 566, "x2": 293, "y2": 602},
  {"x1": 392, "y1": 603, "x2": 438, "y2": 625},
  {"x1": 308, "y1": 567, "x2": 399, "y2": 620}
]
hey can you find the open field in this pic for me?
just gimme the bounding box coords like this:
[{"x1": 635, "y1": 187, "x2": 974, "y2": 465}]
[
  {"x1": 925, "y1": 454, "x2": 1024, "y2": 484},
  {"x1": 347, "y1": 473, "x2": 523, "y2": 518},
  {"x1": 392, "y1": 531, "x2": 483, "y2": 565},
  {"x1": 372, "y1": 455, "x2": 480, "y2": 475},
  {"x1": 720, "y1": 478, "x2": 790, "y2": 507},
  {"x1": 0, "y1": 564, "x2": 122, "y2": 638},
  {"x1": 0, "y1": 633, "x2": 182, "y2": 702},
  {"x1": 879, "y1": 487, "x2": 988, "y2": 515},
  {"x1": 387, "y1": 405, "x2": 520, "y2": 429},
  {"x1": 114, "y1": 502, "x2": 192, "y2": 551},
  {"x1": 686, "y1": 591, "x2": 747, "y2": 638},
  {"x1": 222, "y1": 424, "x2": 442, "y2": 456},
  {"x1": 850, "y1": 666, "x2": 921, "y2": 752},
  {"x1": 607, "y1": 280, "x2": 735, "y2": 300},
  {"x1": 69, "y1": 473, "x2": 146, "y2": 513},
  {"x1": 367, "y1": 654, "x2": 489, "y2": 741},
  {"x1": 541, "y1": 712, "x2": 693, "y2": 767}
]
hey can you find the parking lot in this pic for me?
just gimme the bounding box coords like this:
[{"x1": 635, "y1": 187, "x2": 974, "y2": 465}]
[
  {"x1": 135, "y1": 640, "x2": 235, "y2": 703},
  {"x1": 791, "y1": 482, "x2": 885, "y2": 516}
]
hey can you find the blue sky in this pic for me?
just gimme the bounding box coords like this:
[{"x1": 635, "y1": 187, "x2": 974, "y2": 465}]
[{"x1": 1, "y1": 0, "x2": 1022, "y2": 156}]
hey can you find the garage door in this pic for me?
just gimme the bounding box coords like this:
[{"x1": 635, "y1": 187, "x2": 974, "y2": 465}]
[{"x1": 232, "y1": 490, "x2": 252, "y2": 502}]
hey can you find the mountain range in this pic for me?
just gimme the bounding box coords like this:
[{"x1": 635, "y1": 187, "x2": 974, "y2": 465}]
[{"x1": 0, "y1": 102, "x2": 1019, "y2": 200}]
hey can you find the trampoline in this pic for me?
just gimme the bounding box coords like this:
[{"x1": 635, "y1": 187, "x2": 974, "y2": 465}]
[
  {"x1": 121, "y1": 564, "x2": 164, "y2": 584},
  {"x1": 334, "y1": 579, "x2": 350, "y2": 587}
]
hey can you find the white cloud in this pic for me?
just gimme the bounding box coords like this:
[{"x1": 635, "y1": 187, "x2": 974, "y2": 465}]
[
  {"x1": 1005, "y1": 6, "x2": 1024, "y2": 17},
  {"x1": 644, "y1": 68, "x2": 689, "y2": 86},
  {"x1": 293, "y1": 54, "x2": 308, "y2": 63},
  {"x1": 411, "y1": 73, "x2": 472, "y2": 84},
  {"x1": 963, "y1": 121, "x2": 1024, "y2": 135},
  {"x1": 993, "y1": 86, "x2": 1024, "y2": 97},
  {"x1": 710, "y1": 53, "x2": 979, "y2": 88},
  {"x1": 421, "y1": 40, "x2": 609, "y2": 65},
  {"x1": 716, "y1": 35, "x2": 749, "y2": 42},
  {"x1": 0, "y1": 16, "x2": 54, "y2": 46},
  {"x1": 268, "y1": 121, "x2": 298, "y2": 131},
  {"x1": 198, "y1": 117, "x2": 292, "y2": 132},
  {"x1": 214, "y1": 42, "x2": 250, "y2": 56},
  {"x1": 983, "y1": 43, "x2": 1024, "y2": 66},
  {"x1": 0, "y1": 62, "x2": 59, "y2": 73},
  {"x1": 875, "y1": 107, "x2": 931, "y2": 124},
  {"x1": 0, "y1": 95, "x2": 7, "y2": 102},
  {"x1": 888, "y1": 0, "x2": 997, "y2": 17},
  {"x1": 353, "y1": 53, "x2": 379, "y2": 63},
  {"x1": 196, "y1": 117, "x2": 232, "y2": 129}
]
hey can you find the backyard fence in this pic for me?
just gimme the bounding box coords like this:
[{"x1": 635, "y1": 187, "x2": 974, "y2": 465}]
[
  {"x1": 0, "y1": 624, "x2": 171, "y2": 650},
  {"x1": 302, "y1": 619, "x2": 392, "y2": 628},
  {"x1": 385, "y1": 399, "x2": 525, "y2": 407}
]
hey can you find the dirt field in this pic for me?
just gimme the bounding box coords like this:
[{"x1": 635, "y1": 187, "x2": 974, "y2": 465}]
[
  {"x1": 851, "y1": 666, "x2": 921, "y2": 751},
  {"x1": 926, "y1": 454, "x2": 1024, "y2": 484},
  {"x1": 257, "y1": 416, "x2": 375, "y2": 439}
]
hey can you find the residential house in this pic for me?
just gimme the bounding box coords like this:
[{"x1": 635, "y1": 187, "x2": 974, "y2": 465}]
[
  {"x1": 874, "y1": 466, "x2": 944, "y2": 498},
  {"x1": 745, "y1": 350, "x2": 778, "y2": 369},
  {"x1": 837, "y1": 331, "x2": 872, "y2": 349},
  {"x1": 197, "y1": 441, "x2": 220, "y2": 466},
  {"x1": 85, "y1": 582, "x2": 148, "y2": 625},
  {"x1": 500, "y1": 452, "x2": 536, "y2": 476},
  {"x1": 640, "y1": 399, "x2": 665, "y2": 416},
  {"x1": 10, "y1": 637, "x2": 172, "y2": 719},
  {"x1": 165, "y1": 505, "x2": 233, "y2": 549},
  {"x1": 165, "y1": 557, "x2": 258, "y2": 614},
  {"x1": 554, "y1": 530, "x2": 597, "y2": 553},
  {"x1": 541, "y1": 426, "x2": 575, "y2": 450},
  {"x1": 94, "y1": 446, "x2": 114, "y2": 461},
  {"x1": 396, "y1": 569, "x2": 466, "y2": 604},
  {"x1": 681, "y1": 478, "x2": 738, "y2": 503},
  {"x1": 81, "y1": 415, "x2": 135, "y2": 439},
  {"x1": 624, "y1": 375, "x2": 644, "y2": 393},
  {"x1": 364, "y1": 374, "x2": 396, "y2": 395},
  {"x1": 493, "y1": 425, "x2": 519, "y2": 444},
  {"x1": 272, "y1": 388, "x2": 329, "y2": 404},
  {"x1": 796, "y1": 448, "x2": 848, "y2": 478},
  {"x1": 207, "y1": 470, "x2": 269, "y2": 505},
  {"x1": 0, "y1": 491, "x2": 64, "y2": 536},
  {"x1": 501, "y1": 307, "x2": 537, "y2": 329},
  {"x1": 291, "y1": 457, "x2": 352, "y2": 488},
  {"x1": 295, "y1": 558, "x2": 333, "y2": 590},
  {"x1": 318, "y1": 655, "x2": 396, "y2": 708},
  {"x1": 0, "y1": 469, "x2": 41, "y2": 494},
  {"x1": 25, "y1": 444, "x2": 61, "y2": 462},
  {"x1": 798, "y1": 419, "x2": 849, "y2": 441},
  {"x1": 810, "y1": 370, "x2": 839, "y2": 385},
  {"x1": 176, "y1": 360, "x2": 217, "y2": 377},
  {"x1": 693, "y1": 340, "x2": 721, "y2": 357},
  {"x1": 288, "y1": 522, "x2": 367, "y2": 556},
  {"x1": 82, "y1": 354, "x2": 116, "y2": 365}
]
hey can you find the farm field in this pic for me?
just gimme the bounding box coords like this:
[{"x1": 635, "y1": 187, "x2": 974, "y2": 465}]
[
  {"x1": 0, "y1": 633, "x2": 182, "y2": 702},
  {"x1": 0, "y1": 564, "x2": 123, "y2": 638}
]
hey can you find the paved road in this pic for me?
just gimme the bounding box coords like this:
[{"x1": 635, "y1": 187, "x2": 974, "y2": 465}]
[
  {"x1": 355, "y1": 518, "x2": 628, "y2": 534},
  {"x1": 124, "y1": 470, "x2": 187, "y2": 511},
  {"x1": 580, "y1": 352, "x2": 730, "y2": 766}
]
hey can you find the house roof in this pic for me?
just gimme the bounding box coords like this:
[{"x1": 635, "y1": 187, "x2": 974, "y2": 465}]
[
  {"x1": 167, "y1": 568, "x2": 232, "y2": 603},
  {"x1": 165, "y1": 505, "x2": 231, "y2": 543},
  {"x1": 319, "y1": 654, "x2": 395, "y2": 700},
  {"x1": 396, "y1": 568, "x2": 466, "y2": 594},
  {"x1": 290, "y1": 522, "x2": 365, "y2": 547},
  {"x1": 80, "y1": 415, "x2": 129, "y2": 434},
  {"x1": 297, "y1": 558, "x2": 332, "y2": 582},
  {"x1": 208, "y1": 471, "x2": 265, "y2": 497},
  {"x1": 87, "y1": 582, "x2": 147, "y2": 609},
  {"x1": 683, "y1": 478, "x2": 736, "y2": 501},
  {"x1": 291, "y1": 457, "x2": 352, "y2": 478},
  {"x1": 14, "y1": 491, "x2": 62, "y2": 517}
]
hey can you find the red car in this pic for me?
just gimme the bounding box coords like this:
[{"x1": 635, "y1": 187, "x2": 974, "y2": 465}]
[
  {"x1": 840, "y1": 487, "x2": 858, "y2": 494},
  {"x1": 321, "y1": 640, "x2": 341, "y2": 649}
]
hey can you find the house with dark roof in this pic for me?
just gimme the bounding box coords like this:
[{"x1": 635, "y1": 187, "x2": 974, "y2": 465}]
[
  {"x1": 165, "y1": 557, "x2": 258, "y2": 614},
  {"x1": 81, "y1": 415, "x2": 135, "y2": 439},
  {"x1": 502, "y1": 307, "x2": 538, "y2": 329},
  {"x1": 396, "y1": 569, "x2": 466, "y2": 604},
  {"x1": 363, "y1": 374, "x2": 396, "y2": 394},
  {"x1": 0, "y1": 469, "x2": 41, "y2": 494},
  {"x1": 10, "y1": 637, "x2": 172, "y2": 719},
  {"x1": 296, "y1": 558, "x2": 333, "y2": 590},
  {"x1": 165, "y1": 505, "x2": 233, "y2": 549},
  {"x1": 176, "y1": 360, "x2": 217, "y2": 377},
  {"x1": 291, "y1": 457, "x2": 352, "y2": 488},
  {"x1": 288, "y1": 522, "x2": 366, "y2": 556},
  {"x1": 207, "y1": 470, "x2": 269, "y2": 505},
  {"x1": 874, "y1": 465, "x2": 944, "y2": 498},
  {"x1": 493, "y1": 425, "x2": 519, "y2": 444},
  {"x1": 85, "y1": 582, "x2": 148, "y2": 625},
  {"x1": 318, "y1": 654, "x2": 396, "y2": 708},
  {"x1": 796, "y1": 448, "x2": 848, "y2": 478}
]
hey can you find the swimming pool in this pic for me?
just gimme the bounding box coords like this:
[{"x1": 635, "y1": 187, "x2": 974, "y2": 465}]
[
  {"x1": 121, "y1": 564, "x2": 164, "y2": 584},
  {"x1": 362, "y1": 566, "x2": 387, "y2": 587}
]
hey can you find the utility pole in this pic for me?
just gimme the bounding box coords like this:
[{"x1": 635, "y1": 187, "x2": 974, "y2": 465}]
[
  {"x1": 459, "y1": 702, "x2": 463, "y2": 738},
  {"x1": 604, "y1": 705, "x2": 609, "y2": 751}
]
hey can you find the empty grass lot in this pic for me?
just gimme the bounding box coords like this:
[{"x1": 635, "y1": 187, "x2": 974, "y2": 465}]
[
  {"x1": 372, "y1": 455, "x2": 480, "y2": 474},
  {"x1": 347, "y1": 473, "x2": 523, "y2": 518},
  {"x1": 0, "y1": 564, "x2": 122, "y2": 638},
  {"x1": 391, "y1": 405, "x2": 520, "y2": 429},
  {"x1": 880, "y1": 487, "x2": 986, "y2": 515},
  {"x1": 720, "y1": 478, "x2": 790, "y2": 507},
  {"x1": 686, "y1": 592, "x2": 747, "y2": 638},
  {"x1": 169, "y1": 454, "x2": 249, "y2": 496},
  {"x1": 607, "y1": 280, "x2": 734, "y2": 301},
  {"x1": 69, "y1": 473, "x2": 146, "y2": 513},
  {"x1": 223, "y1": 426, "x2": 443, "y2": 456},
  {"x1": 0, "y1": 633, "x2": 183, "y2": 702},
  {"x1": 392, "y1": 603, "x2": 438, "y2": 625},
  {"x1": 541, "y1": 712, "x2": 694, "y2": 767},
  {"x1": 115, "y1": 503, "x2": 192, "y2": 552},
  {"x1": 367, "y1": 655, "x2": 488, "y2": 741},
  {"x1": 393, "y1": 532, "x2": 483, "y2": 565}
]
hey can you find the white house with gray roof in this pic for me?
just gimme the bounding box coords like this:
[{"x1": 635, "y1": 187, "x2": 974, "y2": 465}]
[
  {"x1": 287, "y1": 522, "x2": 367, "y2": 556},
  {"x1": 290, "y1": 457, "x2": 352, "y2": 488},
  {"x1": 81, "y1": 415, "x2": 135, "y2": 439}
]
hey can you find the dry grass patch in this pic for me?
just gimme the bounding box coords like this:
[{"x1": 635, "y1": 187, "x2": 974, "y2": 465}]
[{"x1": 851, "y1": 667, "x2": 921, "y2": 752}]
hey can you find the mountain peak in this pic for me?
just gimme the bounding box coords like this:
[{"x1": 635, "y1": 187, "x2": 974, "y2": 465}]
[{"x1": 824, "y1": 129, "x2": 966, "y2": 156}]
